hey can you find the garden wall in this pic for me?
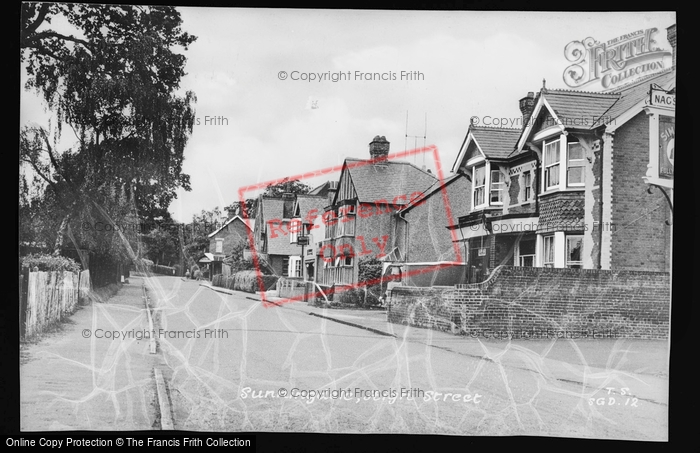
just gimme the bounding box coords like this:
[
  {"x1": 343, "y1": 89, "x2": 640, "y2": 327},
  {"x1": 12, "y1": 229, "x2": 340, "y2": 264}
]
[{"x1": 387, "y1": 265, "x2": 670, "y2": 339}]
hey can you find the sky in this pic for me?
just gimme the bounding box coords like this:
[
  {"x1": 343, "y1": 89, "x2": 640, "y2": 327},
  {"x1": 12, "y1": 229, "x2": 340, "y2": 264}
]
[{"x1": 20, "y1": 8, "x2": 676, "y2": 223}]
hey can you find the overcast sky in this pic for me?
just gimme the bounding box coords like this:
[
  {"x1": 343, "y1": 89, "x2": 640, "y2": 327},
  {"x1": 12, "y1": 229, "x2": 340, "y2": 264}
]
[{"x1": 20, "y1": 8, "x2": 676, "y2": 223}]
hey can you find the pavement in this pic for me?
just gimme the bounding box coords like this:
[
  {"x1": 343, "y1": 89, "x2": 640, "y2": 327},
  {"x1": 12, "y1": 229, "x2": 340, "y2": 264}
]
[
  {"x1": 200, "y1": 280, "x2": 670, "y2": 408},
  {"x1": 20, "y1": 276, "x2": 162, "y2": 431}
]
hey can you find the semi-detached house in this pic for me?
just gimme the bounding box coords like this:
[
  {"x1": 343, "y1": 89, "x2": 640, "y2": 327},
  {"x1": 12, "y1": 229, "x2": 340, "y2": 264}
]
[{"x1": 449, "y1": 24, "x2": 675, "y2": 277}]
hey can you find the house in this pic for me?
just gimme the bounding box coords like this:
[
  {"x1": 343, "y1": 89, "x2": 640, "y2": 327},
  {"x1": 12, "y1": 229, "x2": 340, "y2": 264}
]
[
  {"x1": 393, "y1": 172, "x2": 472, "y2": 262},
  {"x1": 252, "y1": 194, "x2": 302, "y2": 277},
  {"x1": 317, "y1": 135, "x2": 438, "y2": 287},
  {"x1": 449, "y1": 124, "x2": 535, "y2": 281},
  {"x1": 288, "y1": 193, "x2": 331, "y2": 281},
  {"x1": 449, "y1": 24, "x2": 675, "y2": 277},
  {"x1": 207, "y1": 215, "x2": 255, "y2": 277}
]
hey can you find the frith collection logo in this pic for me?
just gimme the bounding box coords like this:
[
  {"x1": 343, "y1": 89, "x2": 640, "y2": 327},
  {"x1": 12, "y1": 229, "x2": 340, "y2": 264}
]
[{"x1": 562, "y1": 27, "x2": 672, "y2": 91}]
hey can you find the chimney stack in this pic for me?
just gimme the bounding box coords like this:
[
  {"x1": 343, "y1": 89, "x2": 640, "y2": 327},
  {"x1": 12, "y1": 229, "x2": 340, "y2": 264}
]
[
  {"x1": 666, "y1": 24, "x2": 676, "y2": 69},
  {"x1": 519, "y1": 92, "x2": 536, "y2": 130},
  {"x1": 369, "y1": 135, "x2": 390, "y2": 162}
]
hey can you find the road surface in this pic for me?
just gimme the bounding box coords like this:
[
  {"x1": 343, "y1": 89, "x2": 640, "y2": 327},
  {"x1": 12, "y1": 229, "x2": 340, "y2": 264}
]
[{"x1": 147, "y1": 276, "x2": 667, "y2": 440}]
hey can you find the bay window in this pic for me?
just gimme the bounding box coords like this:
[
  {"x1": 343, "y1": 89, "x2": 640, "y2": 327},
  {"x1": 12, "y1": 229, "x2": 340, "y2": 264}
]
[
  {"x1": 473, "y1": 165, "x2": 486, "y2": 206},
  {"x1": 490, "y1": 170, "x2": 503, "y2": 204},
  {"x1": 543, "y1": 235, "x2": 555, "y2": 267},
  {"x1": 566, "y1": 235, "x2": 583, "y2": 268},
  {"x1": 543, "y1": 139, "x2": 560, "y2": 190},
  {"x1": 567, "y1": 142, "x2": 585, "y2": 186},
  {"x1": 517, "y1": 238, "x2": 535, "y2": 267}
]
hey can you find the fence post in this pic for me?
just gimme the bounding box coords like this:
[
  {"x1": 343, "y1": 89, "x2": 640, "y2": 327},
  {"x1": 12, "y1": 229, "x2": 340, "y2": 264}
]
[{"x1": 20, "y1": 268, "x2": 29, "y2": 337}]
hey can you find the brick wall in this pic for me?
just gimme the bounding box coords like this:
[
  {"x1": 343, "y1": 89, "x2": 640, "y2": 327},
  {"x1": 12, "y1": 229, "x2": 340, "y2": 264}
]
[
  {"x1": 208, "y1": 220, "x2": 250, "y2": 255},
  {"x1": 387, "y1": 265, "x2": 670, "y2": 339},
  {"x1": 611, "y1": 112, "x2": 671, "y2": 272}
]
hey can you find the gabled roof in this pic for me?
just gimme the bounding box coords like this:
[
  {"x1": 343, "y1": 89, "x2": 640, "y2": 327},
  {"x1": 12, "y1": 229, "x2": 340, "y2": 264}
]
[
  {"x1": 470, "y1": 126, "x2": 522, "y2": 160},
  {"x1": 259, "y1": 197, "x2": 285, "y2": 223},
  {"x1": 294, "y1": 194, "x2": 328, "y2": 219},
  {"x1": 398, "y1": 173, "x2": 467, "y2": 215},
  {"x1": 341, "y1": 159, "x2": 437, "y2": 204},
  {"x1": 541, "y1": 89, "x2": 619, "y2": 129},
  {"x1": 515, "y1": 68, "x2": 675, "y2": 154},
  {"x1": 308, "y1": 180, "x2": 338, "y2": 196},
  {"x1": 452, "y1": 125, "x2": 521, "y2": 171},
  {"x1": 207, "y1": 215, "x2": 254, "y2": 238}
]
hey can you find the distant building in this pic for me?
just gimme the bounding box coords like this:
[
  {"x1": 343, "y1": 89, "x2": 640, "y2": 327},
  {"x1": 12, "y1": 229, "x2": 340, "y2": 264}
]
[
  {"x1": 207, "y1": 215, "x2": 254, "y2": 277},
  {"x1": 252, "y1": 194, "x2": 302, "y2": 277},
  {"x1": 317, "y1": 135, "x2": 437, "y2": 287},
  {"x1": 288, "y1": 193, "x2": 329, "y2": 281}
]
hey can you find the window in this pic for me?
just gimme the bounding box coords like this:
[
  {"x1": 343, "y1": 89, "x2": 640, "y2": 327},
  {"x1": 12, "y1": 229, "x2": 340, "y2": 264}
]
[
  {"x1": 282, "y1": 257, "x2": 289, "y2": 277},
  {"x1": 490, "y1": 170, "x2": 504, "y2": 204},
  {"x1": 543, "y1": 235, "x2": 555, "y2": 268},
  {"x1": 522, "y1": 171, "x2": 532, "y2": 202},
  {"x1": 566, "y1": 235, "x2": 583, "y2": 268},
  {"x1": 567, "y1": 142, "x2": 585, "y2": 186},
  {"x1": 344, "y1": 255, "x2": 353, "y2": 267},
  {"x1": 215, "y1": 239, "x2": 223, "y2": 253},
  {"x1": 518, "y1": 238, "x2": 535, "y2": 267},
  {"x1": 337, "y1": 205, "x2": 355, "y2": 237},
  {"x1": 543, "y1": 139, "x2": 560, "y2": 190},
  {"x1": 294, "y1": 258, "x2": 302, "y2": 277},
  {"x1": 473, "y1": 166, "x2": 486, "y2": 206}
]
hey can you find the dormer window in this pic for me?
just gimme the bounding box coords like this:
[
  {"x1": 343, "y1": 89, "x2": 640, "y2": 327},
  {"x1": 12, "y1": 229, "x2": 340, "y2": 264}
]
[
  {"x1": 543, "y1": 139, "x2": 561, "y2": 190},
  {"x1": 473, "y1": 165, "x2": 486, "y2": 207}
]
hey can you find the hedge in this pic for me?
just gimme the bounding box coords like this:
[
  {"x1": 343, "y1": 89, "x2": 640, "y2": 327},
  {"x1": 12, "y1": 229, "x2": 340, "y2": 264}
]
[
  {"x1": 212, "y1": 270, "x2": 278, "y2": 293},
  {"x1": 20, "y1": 253, "x2": 81, "y2": 274}
]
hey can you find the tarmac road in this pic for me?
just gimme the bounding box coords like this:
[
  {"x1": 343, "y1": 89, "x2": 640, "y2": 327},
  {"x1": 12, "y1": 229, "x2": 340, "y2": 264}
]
[{"x1": 149, "y1": 276, "x2": 668, "y2": 440}]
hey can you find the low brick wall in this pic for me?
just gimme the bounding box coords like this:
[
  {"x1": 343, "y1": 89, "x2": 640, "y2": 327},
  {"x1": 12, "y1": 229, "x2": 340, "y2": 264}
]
[{"x1": 387, "y1": 266, "x2": 670, "y2": 339}]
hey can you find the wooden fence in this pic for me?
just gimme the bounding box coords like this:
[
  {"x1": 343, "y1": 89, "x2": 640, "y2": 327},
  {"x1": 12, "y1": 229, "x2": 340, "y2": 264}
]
[{"x1": 21, "y1": 270, "x2": 91, "y2": 338}]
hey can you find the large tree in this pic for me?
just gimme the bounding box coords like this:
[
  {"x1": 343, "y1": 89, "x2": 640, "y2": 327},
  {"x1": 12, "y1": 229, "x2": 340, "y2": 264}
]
[{"x1": 20, "y1": 4, "x2": 197, "y2": 286}]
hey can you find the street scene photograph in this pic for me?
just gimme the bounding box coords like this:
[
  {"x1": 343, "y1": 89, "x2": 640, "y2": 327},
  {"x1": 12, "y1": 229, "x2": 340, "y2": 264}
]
[{"x1": 18, "y1": 4, "x2": 676, "y2": 445}]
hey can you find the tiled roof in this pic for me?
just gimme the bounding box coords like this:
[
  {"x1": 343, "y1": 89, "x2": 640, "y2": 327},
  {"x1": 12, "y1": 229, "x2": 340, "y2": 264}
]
[
  {"x1": 260, "y1": 197, "x2": 283, "y2": 221},
  {"x1": 542, "y1": 89, "x2": 619, "y2": 129},
  {"x1": 398, "y1": 173, "x2": 467, "y2": 214},
  {"x1": 533, "y1": 69, "x2": 675, "y2": 131},
  {"x1": 591, "y1": 69, "x2": 675, "y2": 127},
  {"x1": 344, "y1": 159, "x2": 437, "y2": 204},
  {"x1": 470, "y1": 126, "x2": 521, "y2": 160},
  {"x1": 537, "y1": 197, "x2": 585, "y2": 234},
  {"x1": 295, "y1": 194, "x2": 328, "y2": 218},
  {"x1": 207, "y1": 216, "x2": 254, "y2": 238}
]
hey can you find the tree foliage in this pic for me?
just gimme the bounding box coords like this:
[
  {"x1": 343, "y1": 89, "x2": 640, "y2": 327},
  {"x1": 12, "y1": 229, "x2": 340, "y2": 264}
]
[
  {"x1": 263, "y1": 178, "x2": 312, "y2": 197},
  {"x1": 20, "y1": 4, "x2": 197, "y2": 286}
]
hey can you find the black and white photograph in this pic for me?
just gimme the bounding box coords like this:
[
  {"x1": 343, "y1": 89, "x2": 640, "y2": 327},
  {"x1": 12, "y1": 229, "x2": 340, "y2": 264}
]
[{"x1": 18, "y1": 4, "x2": 677, "y2": 446}]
